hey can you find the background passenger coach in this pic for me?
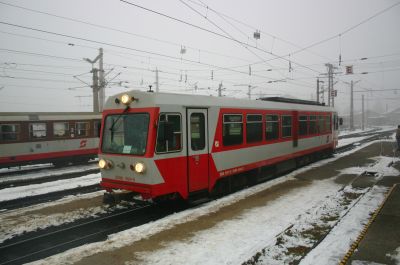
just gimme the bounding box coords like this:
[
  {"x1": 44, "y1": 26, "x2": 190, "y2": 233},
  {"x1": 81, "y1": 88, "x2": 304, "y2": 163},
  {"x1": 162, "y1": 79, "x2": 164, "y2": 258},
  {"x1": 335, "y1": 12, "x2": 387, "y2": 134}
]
[
  {"x1": 0, "y1": 112, "x2": 101, "y2": 168},
  {"x1": 99, "y1": 91, "x2": 339, "y2": 202}
]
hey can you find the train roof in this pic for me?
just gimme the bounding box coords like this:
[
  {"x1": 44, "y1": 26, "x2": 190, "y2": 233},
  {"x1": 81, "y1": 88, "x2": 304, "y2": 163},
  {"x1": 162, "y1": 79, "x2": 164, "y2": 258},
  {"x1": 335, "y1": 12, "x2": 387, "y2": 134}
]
[
  {"x1": 0, "y1": 112, "x2": 101, "y2": 122},
  {"x1": 105, "y1": 90, "x2": 336, "y2": 112}
]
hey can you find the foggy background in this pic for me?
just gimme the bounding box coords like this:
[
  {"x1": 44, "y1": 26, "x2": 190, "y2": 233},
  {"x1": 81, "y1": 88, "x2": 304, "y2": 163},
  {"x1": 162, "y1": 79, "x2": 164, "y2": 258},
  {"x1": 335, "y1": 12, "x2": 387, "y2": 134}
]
[{"x1": 0, "y1": 0, "x2": 399, "y2": 119}]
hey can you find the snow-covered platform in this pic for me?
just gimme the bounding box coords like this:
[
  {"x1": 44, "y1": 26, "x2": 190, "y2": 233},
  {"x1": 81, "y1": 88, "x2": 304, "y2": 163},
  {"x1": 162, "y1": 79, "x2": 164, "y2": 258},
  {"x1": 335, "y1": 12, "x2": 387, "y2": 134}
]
[{"x1": 347, "y1": 177, "x2": 400, "y2": 265}]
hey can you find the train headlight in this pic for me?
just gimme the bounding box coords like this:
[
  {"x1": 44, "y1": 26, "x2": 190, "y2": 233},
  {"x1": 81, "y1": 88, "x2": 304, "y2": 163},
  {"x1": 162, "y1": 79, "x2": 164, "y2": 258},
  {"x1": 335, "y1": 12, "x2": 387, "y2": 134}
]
[
  {"x1": 98, "y1": 159, "x2": 113, "y2": 169},
  {"x1": 131, "y1": 162, "x2": 146, "y2": 173},
  {"x1": 121, "y1": 94, "x2": 133, "y2": 105}
]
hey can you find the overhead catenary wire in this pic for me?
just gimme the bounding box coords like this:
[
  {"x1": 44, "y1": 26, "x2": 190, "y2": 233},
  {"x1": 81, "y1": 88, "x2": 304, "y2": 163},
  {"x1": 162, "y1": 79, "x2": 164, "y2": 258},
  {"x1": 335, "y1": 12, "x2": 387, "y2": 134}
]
[
  {"x1": 119, "y1": 0, "x2": 324, "y2": 75},
  {"x1": 288, "y1": 1, "x2": 400, "y2": 57},
  {"x1": 0, "y1": 0, "x2": 254, "y2": 64},
  {"x1": 0, "y1": 21, "x2": 287, "y2": 83},
  {"x1": 178, "y1": 0, "x2": 290, "y2": 80}
]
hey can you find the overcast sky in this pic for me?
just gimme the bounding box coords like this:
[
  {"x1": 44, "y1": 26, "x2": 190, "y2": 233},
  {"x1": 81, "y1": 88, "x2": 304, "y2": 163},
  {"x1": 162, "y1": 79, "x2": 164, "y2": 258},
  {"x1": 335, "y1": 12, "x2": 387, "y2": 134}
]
[{"x1": 0, "y1": 0, "x2": 399, "y2": 114}]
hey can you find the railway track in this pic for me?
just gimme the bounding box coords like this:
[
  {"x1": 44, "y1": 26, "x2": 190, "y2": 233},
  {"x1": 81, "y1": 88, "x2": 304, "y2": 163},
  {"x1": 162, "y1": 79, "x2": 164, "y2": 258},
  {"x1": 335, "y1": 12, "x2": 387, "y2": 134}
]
[
  {"x1": 335, "y1": 129, "x2": 395, "y2": 153},
  {"x1": 0, "y1": 184, "x2": 101, "y2": 211},
  {"x1": 0, "y1": 160, "x2": 97, "y2": 178},
  {"x1": 0, "y1": 130, "x2": 395, "y2": 264},
  {"x1": 0, "y1": 202, "x2": 186, "y2": 265},
  {"x1": 0, "y1": 167, "x2": 99, "y2": 190}
]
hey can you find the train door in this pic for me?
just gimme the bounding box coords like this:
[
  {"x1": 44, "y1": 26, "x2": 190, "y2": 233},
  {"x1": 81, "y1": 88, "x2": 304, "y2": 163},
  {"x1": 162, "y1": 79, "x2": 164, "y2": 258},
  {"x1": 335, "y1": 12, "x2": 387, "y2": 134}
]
[{"x1": 187, "y1": 108, "x2": 209, "y2": 192}]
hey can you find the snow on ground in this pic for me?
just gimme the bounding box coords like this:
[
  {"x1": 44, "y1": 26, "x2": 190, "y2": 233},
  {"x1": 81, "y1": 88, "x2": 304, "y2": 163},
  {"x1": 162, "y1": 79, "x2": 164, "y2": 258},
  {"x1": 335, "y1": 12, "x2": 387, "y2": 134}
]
[
  {"x1": 28, "y1": 139, "x2": 397, "y2": 265},
  {"x1": 339, "y1": 156, "x2": 400, "y2": 177},
  {"x1": 386, "y1": 247, "x2": 400, "y2": 264},
  {"x1": 0, "y1": 191, "x2": 106, "y2": 244},
  {"x1": 338, "y1": 136, "x2": 369, "y2": 148},
  {"x1": 0, "y1": 173, "x2": 100, "y2": 202},
  {"x1": 0, "y1": 164, "x2": 97, "y2": 184},
  {"x1": 300, "y1": 185, "x2": 388, "y2": 265},
  {"x1": 338, "y1": 126, "x2": 395, "y2": 137}
]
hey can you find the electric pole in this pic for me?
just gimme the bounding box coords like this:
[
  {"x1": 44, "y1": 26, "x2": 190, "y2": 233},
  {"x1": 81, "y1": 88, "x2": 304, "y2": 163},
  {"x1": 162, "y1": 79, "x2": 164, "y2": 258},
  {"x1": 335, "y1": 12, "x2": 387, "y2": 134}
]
[
  {"x1": 218, "y1": 82, "x2": 223, "y2": 97},
  {"x1": 344, "y1": 80, "x2": 360, "y2": 131},
  {"x1": 155, "y1": 68, "x2": 159, "y2": 92},
  {"x1": 98, "y1": 48, "x2": 105, "y2": 112},
  {"x1": 324, "y1": 63, "x2": 339, "y2": 107},
  {"x1": 316, "y1": 79, "x2": 324, "y2": 103},
  {"x1": 84, "y1": 48, "x2": 105, "y2": 113},
  {"x1": 362, "y1": 94, "x2": 365, "y2": 131},
  {"x1": 91, "y1": 68, "x2": 99, "y2": 113}
]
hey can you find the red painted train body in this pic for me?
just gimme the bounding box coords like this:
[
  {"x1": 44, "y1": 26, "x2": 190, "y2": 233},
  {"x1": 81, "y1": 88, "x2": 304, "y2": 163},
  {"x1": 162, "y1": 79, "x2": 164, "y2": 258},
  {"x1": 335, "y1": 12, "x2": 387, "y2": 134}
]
[
  {"x1": 0, "y1": 112, "x2": 101, "y2": 168},
  {"x1": 99, "y1": 91, "x2": 339, "y2": 201}
]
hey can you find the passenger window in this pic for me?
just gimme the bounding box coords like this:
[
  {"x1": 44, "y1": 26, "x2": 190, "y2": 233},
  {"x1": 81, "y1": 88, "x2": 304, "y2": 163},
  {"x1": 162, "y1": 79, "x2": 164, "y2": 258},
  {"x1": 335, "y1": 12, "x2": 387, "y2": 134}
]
[
  {"x1": 156, "y1": 114, "x2": 182, "y2": 153},
  {"x1": 94, "y1": 120, "x2": 101, "y2": 137},
  {"x1": 30, "y1": 123, "x2": 47, "y2": 139},
  {"x1": 190, "y1": 113, "x2": 205, "y2": 151},
  {"x1": 223, "y1": 114, "x2": 243, "y2": 146},
  {"x1": 298, "y1": 116, "x2": 308, "y2": 136},
  {"x1": 318, "y1": 116, "x2": 325, "y2": 133},
  {"x1": 0, "y1": 124, "x2": 20, "y2": 141},
  {"x1": 309, "y1": 116, "x2": 317, "y2": 134},
  {"x1": 53, "y1": 122, "x2": 69, "y2": 137},
  {"x1": 282, "y1": 116, "x2": 292, "y2": 138},
  {"x1": 325, "y1": 116, "x2": 331, "y2": 133},
  {"x1": 76, "y1": 122, "x2": 89, "y2": 137},
  {"x1": 266, "y1": 114, "x2": 279, "y2": 140},
  {"x1": 246, "y1": 114, "x2": 262, "y2": 143}
]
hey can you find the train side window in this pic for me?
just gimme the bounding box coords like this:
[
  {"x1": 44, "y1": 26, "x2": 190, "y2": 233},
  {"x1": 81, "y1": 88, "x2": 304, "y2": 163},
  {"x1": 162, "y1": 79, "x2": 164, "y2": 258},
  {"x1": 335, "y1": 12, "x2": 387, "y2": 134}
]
[
  {"x1": 190, "y1": 113, "x2": 205, "y2": 151},
  {"x1": 94, "y1": 120, "x2": 101, "y2": 137},
  {"x1": 282, "y1": 116, "x2": 292, "y2": 138},
  {"x1": 318, "y1": 116, "x2": 325, "y2": 133},
  {"x1": 223, "y1": 114, "x2": 243, "y2": 146},
  {"x1": 76, "y1": 122, "x2": 89, "y2": 137},
  {"x1": 53, "y1": 122, "x2": 69, "y2": 137},
  {"x1": 0, "y1": 124, "x2": 20, "y2": 141},
  {"x1": 30, "y1": 123, "x2": 47, "y2": 139},
  {"x1": 298, "y1": 116, "x2": 308, "y2": 136},
  {"x1": 309, "y1": 116, "x2": 317, "y2": 134},
  {"x1": 156, "y1": 113, "x2": 182, "y2": 153},
  {"x1": 265, "y1": 114, "x2": 279, "y2": 140},
  {"x1": 246, "y1": 114, "x2": 262, "y2": 143},
  {"x1": 325, "y1": 116, "x2": 331, "y2": 133}
]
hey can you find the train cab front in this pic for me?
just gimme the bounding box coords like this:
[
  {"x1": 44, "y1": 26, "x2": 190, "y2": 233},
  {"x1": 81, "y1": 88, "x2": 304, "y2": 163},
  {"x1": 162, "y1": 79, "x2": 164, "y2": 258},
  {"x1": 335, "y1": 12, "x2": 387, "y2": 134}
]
[{"x1": 98, "y1": 92, "x2": 162, "y2": 201}]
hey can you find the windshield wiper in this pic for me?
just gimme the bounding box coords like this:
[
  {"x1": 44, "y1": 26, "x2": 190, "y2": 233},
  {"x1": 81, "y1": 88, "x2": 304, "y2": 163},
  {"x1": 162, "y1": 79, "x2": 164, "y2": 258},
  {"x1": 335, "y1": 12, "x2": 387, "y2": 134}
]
[{"x1": 109, "y1": 106, "x2": 130, "y2": 132}]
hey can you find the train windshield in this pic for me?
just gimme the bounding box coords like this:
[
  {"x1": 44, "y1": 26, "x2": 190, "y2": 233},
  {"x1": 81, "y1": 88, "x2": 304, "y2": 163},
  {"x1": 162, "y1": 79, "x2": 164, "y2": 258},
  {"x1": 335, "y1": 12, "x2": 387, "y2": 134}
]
[{"x1": 102, "y1": 113, "x2": 149, "y2": 155}]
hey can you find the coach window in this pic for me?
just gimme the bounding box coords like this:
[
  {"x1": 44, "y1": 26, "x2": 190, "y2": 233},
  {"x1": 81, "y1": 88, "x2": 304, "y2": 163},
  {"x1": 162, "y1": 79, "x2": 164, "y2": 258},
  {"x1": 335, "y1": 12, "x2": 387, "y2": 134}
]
[
  {"x1": 156, "y1": 113, "x2": 182, "y2": 153},
  {"x1": 53, "y1": 122, "x2": 69, "y2": 137},
  {"x1": 0, "y1": 124, "x2": 19, "y2": 141},
  {"x1": 223, "y1": 114, "x2": 243, "y2": 146},
  {"x1": 318, "y1": 116, "x2": 325, "y2": 133},
  {"x1": 30, "y1": 123, "x2": 47, "y2": 139},
  {"x1": 190, "y1": 113, "x2": 205, "y2": 151},
  {"x1": 246, "y1": 114, "x2": 262, "y2": 143},
  {"x1": 76, "y1": 122, "x2": 89, "y2": 137},
  {"x1": 325, "y1": 116, "x2": 331, "y2": 133},
  {"x1": 282, "y1": 115, "x2": 292, "y2": 138},
  {"x1": 309, "y1": 116, "x2": 317, "y2": 134},
  {"x1": 94, "y1": 120, "x2": 101, "y2": 137},
  {"x1": 265, "y1": 114, "x2": 279, "y2": 140},
  {"x1": 299, "y1": 116, "x2": 308, "y2": 136}
]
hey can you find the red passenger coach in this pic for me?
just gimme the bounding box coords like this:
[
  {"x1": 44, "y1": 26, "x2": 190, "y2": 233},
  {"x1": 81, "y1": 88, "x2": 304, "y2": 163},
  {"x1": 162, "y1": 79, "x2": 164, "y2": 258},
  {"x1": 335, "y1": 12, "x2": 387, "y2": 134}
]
[
  {"x1": 0, "y1": 112, "x2": 101, "y2": 168},
  {"x1": 99, "y1": 91, "x2": 339, "y2": 202}
]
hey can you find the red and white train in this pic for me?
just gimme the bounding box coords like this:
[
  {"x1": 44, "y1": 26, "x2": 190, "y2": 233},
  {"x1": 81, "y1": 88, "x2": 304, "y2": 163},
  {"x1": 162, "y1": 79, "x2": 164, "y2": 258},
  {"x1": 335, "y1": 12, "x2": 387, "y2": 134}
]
[
  {"x1": 98, "y1": 90, "x2": 339, "y2": 202},
  {"x1": 0, "y1": 112, "x2": 101, "y2": 168}
]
